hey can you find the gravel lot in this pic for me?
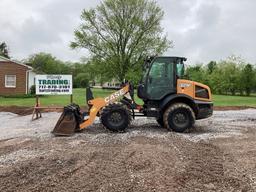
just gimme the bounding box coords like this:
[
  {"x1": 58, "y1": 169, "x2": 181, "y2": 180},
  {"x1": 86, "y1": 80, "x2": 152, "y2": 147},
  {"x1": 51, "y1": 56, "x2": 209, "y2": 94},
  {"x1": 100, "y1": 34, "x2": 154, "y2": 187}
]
[{"x1": 0, "y1": 109, "x2": 255, "y2": 191}]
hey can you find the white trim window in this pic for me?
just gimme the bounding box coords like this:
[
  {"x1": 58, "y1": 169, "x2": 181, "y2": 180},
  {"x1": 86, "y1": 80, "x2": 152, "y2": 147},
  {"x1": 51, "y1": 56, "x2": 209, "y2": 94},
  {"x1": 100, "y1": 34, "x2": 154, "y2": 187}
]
[{"x1": 5, "y1": 75, "x2": 16, "y2": 88}]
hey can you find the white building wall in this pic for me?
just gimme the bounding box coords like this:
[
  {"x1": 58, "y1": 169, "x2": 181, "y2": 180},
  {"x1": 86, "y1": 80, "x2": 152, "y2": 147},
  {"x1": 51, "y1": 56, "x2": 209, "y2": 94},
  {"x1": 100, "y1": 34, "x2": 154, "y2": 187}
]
[{"x1": 28, "y1": 71, "x2": 36, "y2": 92}]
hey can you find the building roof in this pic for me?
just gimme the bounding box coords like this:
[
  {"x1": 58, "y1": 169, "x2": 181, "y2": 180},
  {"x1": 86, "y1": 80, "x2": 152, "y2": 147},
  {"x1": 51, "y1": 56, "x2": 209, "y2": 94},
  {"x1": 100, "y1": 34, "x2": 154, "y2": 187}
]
[{"x1": 0, "y1": 55, "x2": 33, "y2": 70}]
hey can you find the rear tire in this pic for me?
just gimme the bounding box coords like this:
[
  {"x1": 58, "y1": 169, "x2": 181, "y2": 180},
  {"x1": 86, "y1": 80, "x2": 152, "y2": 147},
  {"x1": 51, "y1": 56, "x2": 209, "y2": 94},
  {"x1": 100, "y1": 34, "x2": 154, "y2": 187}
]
[
  {"x1": 163, "y1": 103, "x2": 195, "y2": 132},
  {"x1": 100, "y1": 103, "x2": 131, "y2": 132}
]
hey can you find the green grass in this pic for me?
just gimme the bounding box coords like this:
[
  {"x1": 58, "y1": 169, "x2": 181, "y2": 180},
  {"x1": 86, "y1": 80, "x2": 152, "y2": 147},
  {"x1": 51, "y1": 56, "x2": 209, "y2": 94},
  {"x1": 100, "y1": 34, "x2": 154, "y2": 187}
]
[
  {"x1": 0, "y1": 88, "x2": 114, "y2": 107},
  {"x1": 0, "y1": 88, "x2": 255, "y2": 107},
  {"x1": 213, "y1": 94, "x2": 256, "y2": 107}
]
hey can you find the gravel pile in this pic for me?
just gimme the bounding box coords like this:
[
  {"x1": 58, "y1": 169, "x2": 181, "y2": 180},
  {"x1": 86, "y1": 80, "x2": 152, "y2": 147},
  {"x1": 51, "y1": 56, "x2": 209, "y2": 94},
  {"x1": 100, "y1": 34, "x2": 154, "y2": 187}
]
[
  {"x1": 0, "y1": 149, "x2": 46, "y2": 166},
  {"x1": 0, "y1": 112, "x2": 59, "y2": 140}
]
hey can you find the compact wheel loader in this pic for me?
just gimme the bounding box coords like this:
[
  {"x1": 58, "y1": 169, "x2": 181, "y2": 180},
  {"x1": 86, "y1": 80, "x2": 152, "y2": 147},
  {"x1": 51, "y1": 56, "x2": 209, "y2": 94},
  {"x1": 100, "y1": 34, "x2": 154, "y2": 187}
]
[{"x1": 52, "y1": 56, "x2": 213, "y2": 136}]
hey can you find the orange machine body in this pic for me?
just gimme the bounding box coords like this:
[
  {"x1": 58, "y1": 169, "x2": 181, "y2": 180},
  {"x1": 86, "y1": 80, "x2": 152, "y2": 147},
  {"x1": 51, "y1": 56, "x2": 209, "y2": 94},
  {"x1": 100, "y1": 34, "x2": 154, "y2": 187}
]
[{"x1": 177, "y1": 79, "x2": 212, "y2": 102}]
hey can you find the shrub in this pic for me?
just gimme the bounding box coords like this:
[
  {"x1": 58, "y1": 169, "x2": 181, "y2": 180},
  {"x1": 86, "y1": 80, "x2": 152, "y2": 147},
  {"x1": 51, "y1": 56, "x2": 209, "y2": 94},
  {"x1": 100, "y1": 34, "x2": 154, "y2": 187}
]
[
  {"x1": 74, "y1": 73, "x2": 89, "y2": 88},
  {"x1": 30, "y1": 85, "x2": 36, "y2": 95}
]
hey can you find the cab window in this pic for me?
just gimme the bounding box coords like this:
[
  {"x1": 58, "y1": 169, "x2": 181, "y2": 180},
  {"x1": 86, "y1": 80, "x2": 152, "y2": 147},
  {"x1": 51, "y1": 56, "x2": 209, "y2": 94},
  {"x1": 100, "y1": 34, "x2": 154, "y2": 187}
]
[{"x1": 147, "y1": 57, "x2": 175, "y2": 99}]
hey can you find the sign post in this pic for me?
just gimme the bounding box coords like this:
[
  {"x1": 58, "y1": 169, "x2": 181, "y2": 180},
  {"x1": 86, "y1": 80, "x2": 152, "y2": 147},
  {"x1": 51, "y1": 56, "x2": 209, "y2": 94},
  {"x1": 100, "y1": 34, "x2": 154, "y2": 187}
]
[{"x1": 32, "y1": 74, "x2": 73, "y2": 120}]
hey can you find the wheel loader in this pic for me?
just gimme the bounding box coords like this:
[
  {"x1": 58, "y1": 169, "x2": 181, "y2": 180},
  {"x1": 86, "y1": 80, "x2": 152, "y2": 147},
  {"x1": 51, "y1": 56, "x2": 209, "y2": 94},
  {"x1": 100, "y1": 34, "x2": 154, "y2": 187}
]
[{"x1": 52, "y1": 56, "x2": 213, "y2": 136}]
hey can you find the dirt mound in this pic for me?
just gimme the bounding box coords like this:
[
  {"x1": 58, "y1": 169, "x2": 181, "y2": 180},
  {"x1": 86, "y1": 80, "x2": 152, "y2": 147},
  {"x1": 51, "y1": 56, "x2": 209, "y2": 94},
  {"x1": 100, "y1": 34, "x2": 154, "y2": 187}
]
[
  {"x1": 0, "y1": 106, "x2": 34, "y2": 116},
  {"x1": 0, "y1": 106, "x2": 65, "y2": 116},
  {"x1": 0, "y1": 136, "x2": 252, "y2": 192},
  {"x1": 0, "y1": 106, "x2": 66, "y2": 116},
  {"x1": 0, "y1": 106, "x2": 90, "y2": 116},
  {"x1": 213, "y1": 106, "x2": 256, "y2": 111}
]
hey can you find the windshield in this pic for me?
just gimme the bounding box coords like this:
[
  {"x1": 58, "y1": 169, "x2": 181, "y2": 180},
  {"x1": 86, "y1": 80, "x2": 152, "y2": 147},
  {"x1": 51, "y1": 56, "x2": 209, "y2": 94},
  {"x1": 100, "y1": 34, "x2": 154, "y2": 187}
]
[{"x1": 146, "y1": 57, "x2": 175, "y2": 99}]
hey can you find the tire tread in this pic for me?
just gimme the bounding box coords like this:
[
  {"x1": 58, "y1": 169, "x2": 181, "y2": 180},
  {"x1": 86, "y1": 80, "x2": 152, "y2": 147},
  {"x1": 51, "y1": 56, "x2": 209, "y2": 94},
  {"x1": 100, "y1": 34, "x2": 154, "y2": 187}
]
[
  {"x1": 100, "y1": 103, "x2": 131, "y2": 132},
  {"x1": 163, "y1": 103, "x2": 195, "y2": 132}
]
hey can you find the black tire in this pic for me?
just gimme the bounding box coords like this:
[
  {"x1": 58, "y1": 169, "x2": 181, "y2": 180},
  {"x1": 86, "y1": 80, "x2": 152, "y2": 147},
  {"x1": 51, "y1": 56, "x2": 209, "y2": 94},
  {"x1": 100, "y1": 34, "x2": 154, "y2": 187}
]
[
  {"x1": 163, "y1": 103, "x2": 195, "y2": 132},
  {"x1": 100, "y1": 103, "x2": 131, "y2": 132},
  {"x1": 156, "y1": 117, "x2": 165, "y2": 128}
]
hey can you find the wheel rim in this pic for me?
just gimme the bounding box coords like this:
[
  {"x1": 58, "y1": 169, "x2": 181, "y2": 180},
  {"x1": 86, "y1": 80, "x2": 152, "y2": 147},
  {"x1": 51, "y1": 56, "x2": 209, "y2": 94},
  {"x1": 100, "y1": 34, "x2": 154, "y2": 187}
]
[
  {"x1": 172, "y1": 111, "x2": 189, "y2": 128},
  {"x1": 107, "y1": 111, "x2": 124, "y2": 127}
]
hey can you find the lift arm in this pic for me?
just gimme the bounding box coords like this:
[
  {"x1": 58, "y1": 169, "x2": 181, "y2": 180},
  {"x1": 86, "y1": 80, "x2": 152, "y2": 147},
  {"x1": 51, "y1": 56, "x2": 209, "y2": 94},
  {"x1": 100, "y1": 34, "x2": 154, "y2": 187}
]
[{"x1": 79, "y1": 84, "x2": 130, "y2": 130}]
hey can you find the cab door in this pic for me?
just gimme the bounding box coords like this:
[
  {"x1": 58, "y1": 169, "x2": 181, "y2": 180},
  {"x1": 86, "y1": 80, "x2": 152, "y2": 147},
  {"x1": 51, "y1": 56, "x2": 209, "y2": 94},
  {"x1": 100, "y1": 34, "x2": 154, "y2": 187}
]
[{"x1": 146, "y1": 57, "x2": 176, "y2": 100}]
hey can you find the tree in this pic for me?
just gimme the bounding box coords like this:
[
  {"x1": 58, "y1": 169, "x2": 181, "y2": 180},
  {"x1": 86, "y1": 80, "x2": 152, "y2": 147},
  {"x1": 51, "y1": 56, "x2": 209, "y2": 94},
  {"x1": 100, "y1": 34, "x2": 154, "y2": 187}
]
[
  {"x1": 25, "y1": 53, "x2": 71, "y2": 74},
  {"x1": 207, "y1": 61, "x2": 217, "y2": 74},
  {"x1": 209, "y1": 66, "x2": 225, "y2": 95},
  {"x1": 27, "y1": 52, "x2": 95, "y2": 88},
  {"x1": 0, "y1": 42, "x2": 10, "y2": 58},
  {"x1": 186, "y1": 64, "x2": 206, "y2": 83},
  {"x1": 221, "y1": 61, "x2": 240, "y2": 95},
  {"x1": 27, "y1": 52, "x2": 70, "y2": 74},
  {"x1": 71, "y1": 0, "x2": 171, "y2": 82},
  {"x1": 27, "y1": 53, "x2": 56, "y2": 73},
  {"x1": 74, "y1": 73, "x2": 90, "y2": 88},
  {"x1": 241, "y1": 64, "x2": 254, "y2": 96}
]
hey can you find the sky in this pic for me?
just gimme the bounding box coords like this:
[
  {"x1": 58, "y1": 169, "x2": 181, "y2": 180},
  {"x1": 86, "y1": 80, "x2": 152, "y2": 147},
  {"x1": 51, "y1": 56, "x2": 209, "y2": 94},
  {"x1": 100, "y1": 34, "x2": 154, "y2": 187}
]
[{"x1": 0, "y1": 0, "x2": 256, "y2": 64}]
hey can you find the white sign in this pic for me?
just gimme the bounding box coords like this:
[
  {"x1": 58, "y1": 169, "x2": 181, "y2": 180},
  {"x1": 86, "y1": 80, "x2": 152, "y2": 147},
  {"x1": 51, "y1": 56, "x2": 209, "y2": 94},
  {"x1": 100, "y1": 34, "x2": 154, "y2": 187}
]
[{"x1": 35, "y1": 75, "x2": 72, "y2": 95}]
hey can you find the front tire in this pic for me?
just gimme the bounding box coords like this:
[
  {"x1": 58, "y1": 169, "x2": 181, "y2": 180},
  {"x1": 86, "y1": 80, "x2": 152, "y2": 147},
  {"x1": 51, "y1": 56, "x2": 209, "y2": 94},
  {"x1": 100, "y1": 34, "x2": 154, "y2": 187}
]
[
  {"x1": 100, "y1": 103, "x2": 131, "y2": 132},
  {"x1": 163, "y1": 103, "x2": 195, "y2": 132}
]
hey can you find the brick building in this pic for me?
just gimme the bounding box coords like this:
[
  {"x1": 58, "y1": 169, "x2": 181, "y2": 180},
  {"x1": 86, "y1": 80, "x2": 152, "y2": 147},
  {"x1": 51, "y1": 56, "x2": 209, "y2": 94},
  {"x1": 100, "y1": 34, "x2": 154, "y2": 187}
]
[{"x1": 0, "y1": 55, "x2": 36, "y2": 96}]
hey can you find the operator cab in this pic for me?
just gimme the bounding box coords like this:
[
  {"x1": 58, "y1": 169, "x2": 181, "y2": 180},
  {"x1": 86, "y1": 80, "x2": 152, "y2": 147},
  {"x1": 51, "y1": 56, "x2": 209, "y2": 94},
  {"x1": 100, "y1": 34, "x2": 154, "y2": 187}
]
[{"x1": 138, "y1": 56, "x2": 186, "y2": 100}]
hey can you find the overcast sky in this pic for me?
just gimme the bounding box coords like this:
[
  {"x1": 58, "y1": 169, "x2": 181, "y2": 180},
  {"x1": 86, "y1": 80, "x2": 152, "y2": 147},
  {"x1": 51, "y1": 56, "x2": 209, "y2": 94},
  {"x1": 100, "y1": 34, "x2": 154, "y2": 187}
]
[{"x1": 0, "y1": 0, "x2": 255, "y2": 64}]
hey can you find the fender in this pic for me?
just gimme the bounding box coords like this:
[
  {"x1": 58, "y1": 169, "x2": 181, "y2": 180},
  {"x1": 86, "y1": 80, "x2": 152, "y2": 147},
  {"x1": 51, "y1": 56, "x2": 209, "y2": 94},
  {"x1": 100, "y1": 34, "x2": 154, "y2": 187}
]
[{"x1": 159, "y1": 93, "x2": 198, "y2": 114}]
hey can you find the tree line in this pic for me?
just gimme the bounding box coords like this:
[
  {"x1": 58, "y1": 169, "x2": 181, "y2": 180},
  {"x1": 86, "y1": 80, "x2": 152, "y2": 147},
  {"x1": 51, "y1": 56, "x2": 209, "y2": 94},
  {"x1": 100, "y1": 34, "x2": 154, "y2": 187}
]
[
  {"x1": 2, "y1": 43, "x2": 256, "y2": 96},
  {"x1": 25, "y1": 52, "x2": 92, "y2": 88},
  {"x1": 186, "y1": 56, "x2": 256, "y2": 96},
  {"x1": 27, "y1": 52, "x2": 256, "y2": 97}
]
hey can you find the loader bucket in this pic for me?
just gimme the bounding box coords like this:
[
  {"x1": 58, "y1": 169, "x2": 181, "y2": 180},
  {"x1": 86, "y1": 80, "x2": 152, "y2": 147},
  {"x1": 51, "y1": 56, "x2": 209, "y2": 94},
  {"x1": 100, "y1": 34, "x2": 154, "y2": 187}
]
[{"x1": 52, "y1": 104, "x2": 82, "y2": 136}]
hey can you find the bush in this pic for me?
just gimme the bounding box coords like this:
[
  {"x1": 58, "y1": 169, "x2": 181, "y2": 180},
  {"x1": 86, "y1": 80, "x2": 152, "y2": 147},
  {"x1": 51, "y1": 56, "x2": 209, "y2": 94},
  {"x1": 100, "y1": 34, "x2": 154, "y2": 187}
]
[
  {"x1": 30, "y1": 85, "x2": 36, "y2": 95},
  {"x1": 74, "y1": 73, "x2": 89, "y2": 88}
]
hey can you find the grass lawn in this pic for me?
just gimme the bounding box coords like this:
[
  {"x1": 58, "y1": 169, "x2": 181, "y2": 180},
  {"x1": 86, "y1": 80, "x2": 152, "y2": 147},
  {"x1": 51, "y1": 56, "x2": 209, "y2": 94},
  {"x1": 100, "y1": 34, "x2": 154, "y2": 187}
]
[
  {"x1": 0, "y1": 88, "x2": 255, "y2": 107},
  {"x1": 0, "y1": 89, "x2": 114, "y2": 107},
  {"x1": 213, "y1": 94, "x2": 256, "y2": 107}
]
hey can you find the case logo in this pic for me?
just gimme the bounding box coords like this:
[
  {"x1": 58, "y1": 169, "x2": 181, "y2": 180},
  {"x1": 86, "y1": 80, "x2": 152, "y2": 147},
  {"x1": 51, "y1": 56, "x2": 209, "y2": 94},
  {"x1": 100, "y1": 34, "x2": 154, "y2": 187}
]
[
  {"x1": 105, "y1": 89, "x2": 125, "y2": 103},
  {"x1": 180, "y1": 83, "x2": 191, "y2": 88}
]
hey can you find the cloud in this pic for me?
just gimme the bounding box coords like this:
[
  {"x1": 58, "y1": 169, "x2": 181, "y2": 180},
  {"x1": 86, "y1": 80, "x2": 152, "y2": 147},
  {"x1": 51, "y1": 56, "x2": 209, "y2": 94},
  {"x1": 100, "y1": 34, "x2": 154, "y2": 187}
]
[
  {"x1": 0, "y1": 0, "x2": 256, "y2": 64},
  {"x1": 162, "y1": 0, "x2": 256, "y2": 64},
  {"x1": 0, "y1": 0, "x2": 100, "y2": 61}
]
